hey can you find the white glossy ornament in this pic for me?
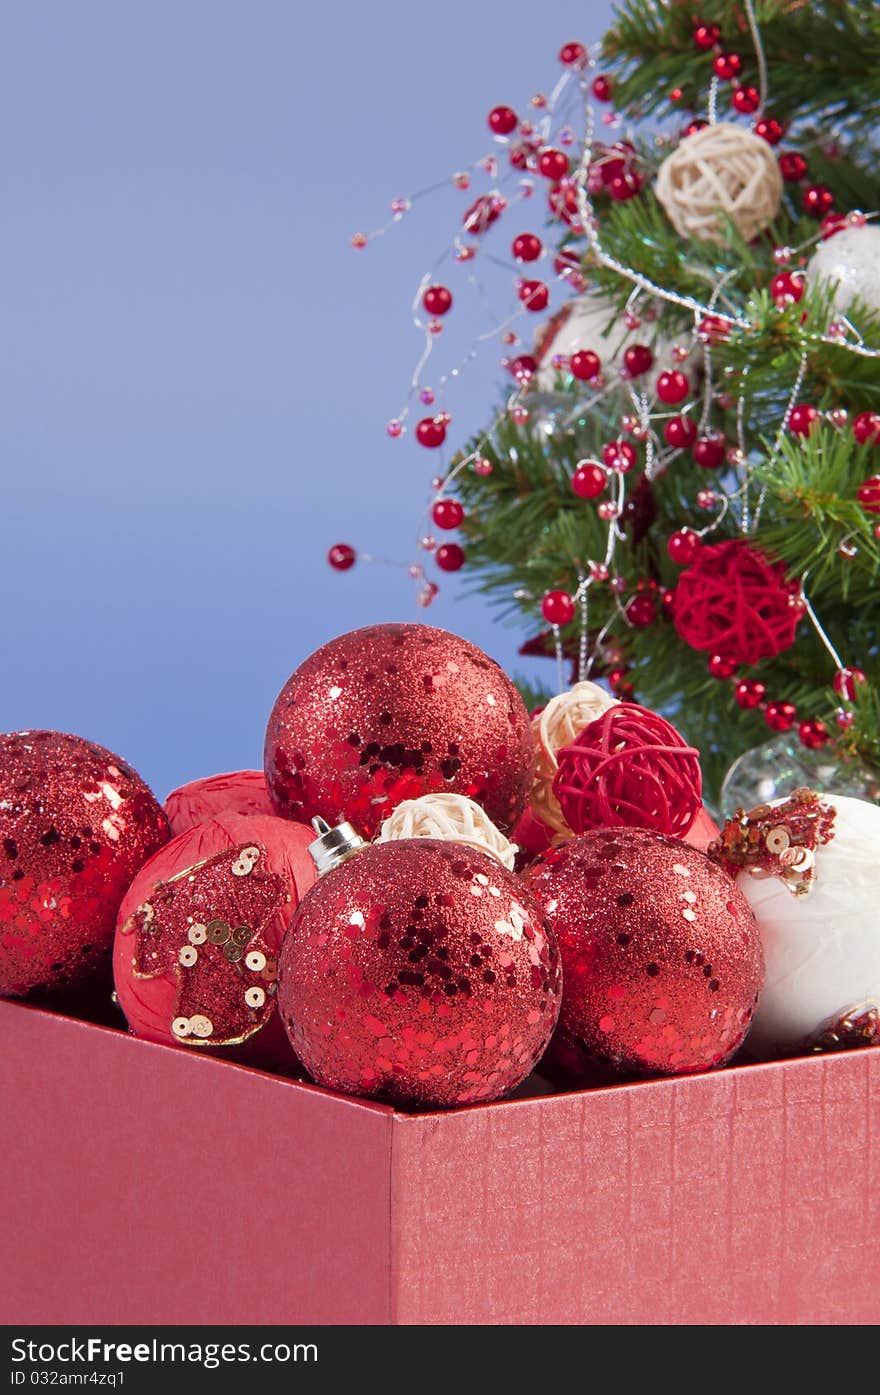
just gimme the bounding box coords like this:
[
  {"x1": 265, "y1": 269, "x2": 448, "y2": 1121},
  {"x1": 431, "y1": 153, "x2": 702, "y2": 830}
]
[
  {"x1": 737, "y1": 793, "x2": 880, "y2": 1057},
  {"x1": 806, "y1": 223, "x2": 880, "y2": 318},
  {"x1": 533, "y1": 293, "x2": 677, "y2": 391}
]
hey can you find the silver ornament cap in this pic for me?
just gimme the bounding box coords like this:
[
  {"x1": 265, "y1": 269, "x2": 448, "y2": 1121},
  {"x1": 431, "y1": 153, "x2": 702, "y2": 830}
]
[{"x1": 308, "y1": 816, "x2": 368, "y2": 877}]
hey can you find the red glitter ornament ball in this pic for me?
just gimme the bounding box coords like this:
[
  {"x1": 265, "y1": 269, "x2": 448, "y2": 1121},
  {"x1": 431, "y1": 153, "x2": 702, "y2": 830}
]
[
  {"x1": 113, "y1": 813, "x2": 316, "y2": 1067},
  {"x1": 553, "y1": 703, "x2": 702, "y2": 839},
  {"x1": 674, "y1": 539, "x2": 800, "y2": 665},
  {"x1": 264, "y1": 624, "x2": 533, "y2": 838},
  {"x1": 0, "y1": 731, "x2": 169, "y2": 998},
  {"x1": 164, "y1": 769, "x2": 274, "y2": 836},
  {"x1": 278, "y1": 839, "x2": 562, "y2": 1107},
  {"x1": 525, "y1": 829, "x2": 764, "y2": 1077}
]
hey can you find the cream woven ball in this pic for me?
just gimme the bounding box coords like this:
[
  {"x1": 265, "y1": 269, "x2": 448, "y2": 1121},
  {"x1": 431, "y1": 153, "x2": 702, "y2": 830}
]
[
  {"x1": 655, "y1": 122, "x2": 782, "y2": 244},
  {"x1": 530, "y1": 681, "x2": 617, "y2": 836}
]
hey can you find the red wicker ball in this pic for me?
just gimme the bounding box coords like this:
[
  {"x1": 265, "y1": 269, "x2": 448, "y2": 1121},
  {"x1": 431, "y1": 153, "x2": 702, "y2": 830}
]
[
  {"x1": 673, "y1": 539, "x2": 800, "y2": 665},
  {"x1": 553, "y1": 703, "x2": 702, "y2": 838}
]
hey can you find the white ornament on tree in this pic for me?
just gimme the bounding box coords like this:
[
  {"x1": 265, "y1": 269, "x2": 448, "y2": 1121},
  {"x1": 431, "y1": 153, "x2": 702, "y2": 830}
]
[
  {"x1": 805, "y1": 222, "x2": 880, "y2": 318},
  {"x1": 655, "y1": 122, "x2": 782, "y2": 244},
  {"x1": 533, "y1": 293, "x2": 674, "y2": 391}
]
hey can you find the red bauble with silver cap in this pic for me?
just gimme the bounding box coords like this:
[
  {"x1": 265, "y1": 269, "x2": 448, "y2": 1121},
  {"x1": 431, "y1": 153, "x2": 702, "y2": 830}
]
[
  {"x1": 525, "y1": 828, "x2": 764, "y2": 1078},
  {"x1": 278, "y1": 827, "x2": 562, "y2": 1108},
  {"x1": 0, "y1": 730, "x2": 170, "y2": 998},
  {"x1": 264, "y1": 623, "x2": 533, "y2": 838}
]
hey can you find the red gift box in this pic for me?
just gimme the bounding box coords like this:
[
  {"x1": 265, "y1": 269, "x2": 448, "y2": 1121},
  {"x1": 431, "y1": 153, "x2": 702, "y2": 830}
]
[{"x1": 2, "y1": 997, "x2": 878, "y2": 1325}]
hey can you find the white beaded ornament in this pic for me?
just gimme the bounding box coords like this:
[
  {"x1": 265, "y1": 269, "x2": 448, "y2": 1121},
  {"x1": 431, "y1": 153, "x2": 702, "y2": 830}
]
[
  {"x1": 531, "y1": 681, "x2": 617, "y2": 836},
  {"x1": 655, "y1": 122, "x2": 783, "y2": 245},
  {"x1": 376, "y1": 793, "x2": 517, "y2": 870}
]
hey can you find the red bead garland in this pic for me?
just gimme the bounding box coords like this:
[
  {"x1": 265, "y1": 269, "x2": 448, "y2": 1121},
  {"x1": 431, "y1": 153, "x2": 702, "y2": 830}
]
[
  {"x1": 656, "y1": 370, "x2": 690, "y2": 404},
  {"x1": 542, "y1": 590, "x2": 576, "y2": 626},
  {"x1": 415, "y1": 417, "x2": 446, "y2": 448},
  {"x1": 734, "y1": 678, "x2": 766, "y2": 709},
  {"x1": 732, "y1": 86, "x2": 759, "y2": 114},
  {"x1": 625, "y1": 593, "x2": 657, "y2": 628},
  {"x1": 674, "y1": 540, "x2": 800, "y2": 666},
  {"x1": 713, "y1": 52, "x2": 742, "y2": 81},
  {"x1": 488, "y1": 105, "x2": 518, "y2": 135},
  {"x1": 693, "y1": 21, "x2": 721, "y2": 50},
  {"x1": 667, "y1": 529, "x2": 701, "y2": 565},
  {"x1": 623, "y1": 343, "x2": 653, "y2": 377},
  {"x1": 664, "y1": 415, "x2": 697, "y2": 448},
  {"x1": 423, "y1": 285, "x2": 452, "y2": 316},
  {"x1": 518, "y1": 279, "x2": 549, "y2": 311},
  {"x1": 834, "y1": 667, "x2": 866, "y2": 701},
  {"x1": 853, "y1": 411, "x2": 880, "y2": 445},
  {"x1": 856, "y1": 475, "x2": 880, "y2": 513},
  {"x1": 765, "y1": 700, "x2": 797, "y2": 732},
  {"x1": 432, "y1": 499, "x2": 464, "y2": 531},
  {"x1": 538, "y1": 148, "x2": 569, "y2": 180},
  {"x1": 754, "y1": 117, "x2": 784, "y2": 145},
  {"x1": 552, "y1": 703, "x2": 702, "y2": 839},
  {"x1": 572, "y1": 462, "x2": 607, "y2": 498},
  {"x1": 798, "y1": 718, "x2": 829, "y2": 750},
  {"x1": 693, "y1": 433, "x2": 726, "y2": 469},
  {"x1": 803, "y1": 184, "x2": 834, "y2": 217},
  {"x1": 708, "y1": 654, "x2": 738, "y2": 679},
  {"x1": 559, "y1": 41, "x2": 587, "y2": 67},
  {"x1": 570, "y1": 349, "x2": 601, "y2": 381},
  {"x1": 788, "y1": 403, "x2": 819, "y2": 437},
  {"x1": 779, "y1": 151, "x2": 807, "y2": 182},
  {"x1": 591, "y1": 74, "x2": 613, "y2": 102},
  {"x1": 435, "y1": 543, "x2": 465, "y2": 572},
  {"x1": 512, "y1": 232, "x2": 542, "y2": 262},
  {"x1": 327, "y1": 543, "x2": 356, "y2": 571},
  {"x1": 770, "y1": 271, "x2": 804, "y2": 306}
]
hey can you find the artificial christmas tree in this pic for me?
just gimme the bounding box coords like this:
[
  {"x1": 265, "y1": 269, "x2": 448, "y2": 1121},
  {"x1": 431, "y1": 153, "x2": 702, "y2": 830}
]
[{"x1": 344, "y1": 0, "x2": 880, "y2": 809}]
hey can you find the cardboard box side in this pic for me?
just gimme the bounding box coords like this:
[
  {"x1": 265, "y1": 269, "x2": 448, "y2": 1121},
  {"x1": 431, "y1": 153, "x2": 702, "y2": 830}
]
[
  {"x1": 390, "y1": 1048, "x2": 880, "y2": 1325},
  {"x1": 0, "y1": 1002, "x2": 394, "y2": 1325}
]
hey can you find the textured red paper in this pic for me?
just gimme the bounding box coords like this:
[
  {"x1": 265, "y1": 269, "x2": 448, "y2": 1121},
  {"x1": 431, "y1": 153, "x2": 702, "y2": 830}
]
[{"x1": 1, "y1": 998, "x2": 878, "y2": 1325}]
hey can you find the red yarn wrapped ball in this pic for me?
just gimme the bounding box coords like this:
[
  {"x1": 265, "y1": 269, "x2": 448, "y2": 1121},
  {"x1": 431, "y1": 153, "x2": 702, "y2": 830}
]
[
  {"x1": 524, "y1": 828, "x2": 764, "y2": 1077},
  {"x1": 552, "y1": 703, "x2": 702, "y2": 838},
  {"x1": 673, "y1": 539, "x2": 800, "y2": 665},
  {"x1": 0, "y1": 730, "x2": 169, "y2": 998},
  {"x1": 265, "y1": 623, "x2": 533, "y2": 838},
  {"x1": 113, "y1": 812, "x2": 316, "y2": 1069},
  {"x1": 164, "y1": 769, "x2": 274, "y2": 835},
  {"x1": 278, "y1": 838, "x2": 562, "y2": 1108}
]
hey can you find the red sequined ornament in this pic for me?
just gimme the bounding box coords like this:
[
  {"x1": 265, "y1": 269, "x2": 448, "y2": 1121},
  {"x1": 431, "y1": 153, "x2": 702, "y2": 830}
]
[
  {"x1": 674, "y1": 540, "x2": 800, "y2": 665},
  {"x1": 278, "y1": 839, "x2": 561, "y2": 1108},
  {"x1": 113, "y1": 814, "x2": 315, "y2": 1068},
  {"x1": 553, "y1": 703, "x2": 702, "y2": 839},
  {"x1": 0, "y1": 731, "x2": 169, "y2": 997},
  {"x1": 264, "y1": 624, "x2": 533, "y2": 838},
  {"x1": 525, "y1": 829, "x2": 763, "y2": 1077}
]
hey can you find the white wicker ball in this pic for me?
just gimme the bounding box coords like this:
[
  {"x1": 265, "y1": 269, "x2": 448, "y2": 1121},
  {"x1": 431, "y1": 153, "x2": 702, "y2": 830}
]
[
  {"x1": 805, "y1": 223, "x2": 880, "y2": 318},
  {"x1": 655, "y1": 122, "x2": 782, "y2": 244},
  {"x1": 376, "y1": 793, "x2": 517, "y2": 870},
  {"x1": 530, "y1": 681, "x2": 617, "y2": 835}
]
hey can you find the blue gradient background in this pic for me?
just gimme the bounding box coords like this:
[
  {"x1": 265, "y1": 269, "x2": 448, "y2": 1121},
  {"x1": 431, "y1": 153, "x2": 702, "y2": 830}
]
[{"x1": 1, "y1": 0, "x2": 613, "y2": 797}]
